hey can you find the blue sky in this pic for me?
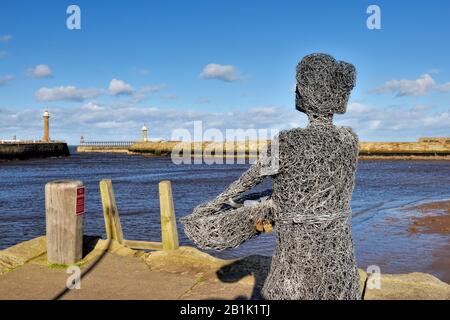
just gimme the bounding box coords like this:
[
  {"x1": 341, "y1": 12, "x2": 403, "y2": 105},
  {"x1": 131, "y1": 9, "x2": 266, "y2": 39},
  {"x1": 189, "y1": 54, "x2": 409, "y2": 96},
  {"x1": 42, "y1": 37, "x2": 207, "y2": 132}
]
[{"x1": 1, "y1": 0, "x2": 449, "y2": 144}]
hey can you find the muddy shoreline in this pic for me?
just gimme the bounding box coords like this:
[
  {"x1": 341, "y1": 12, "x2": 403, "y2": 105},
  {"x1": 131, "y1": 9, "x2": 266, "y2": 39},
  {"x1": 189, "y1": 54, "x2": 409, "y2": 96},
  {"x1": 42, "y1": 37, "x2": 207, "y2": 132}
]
[
  {"x1": 405, "y1": 200, "x2": 450, "y2": 283},
  {"x1": 408, "y1": 200, "x2": 450, "y2": 235}
]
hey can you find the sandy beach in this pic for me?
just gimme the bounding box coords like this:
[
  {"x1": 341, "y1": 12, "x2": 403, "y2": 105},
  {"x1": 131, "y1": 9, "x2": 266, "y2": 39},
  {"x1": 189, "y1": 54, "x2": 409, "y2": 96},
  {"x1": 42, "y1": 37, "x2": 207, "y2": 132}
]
[{"x1": 405, "y1": 200, "x2": 450, "y2": 283}]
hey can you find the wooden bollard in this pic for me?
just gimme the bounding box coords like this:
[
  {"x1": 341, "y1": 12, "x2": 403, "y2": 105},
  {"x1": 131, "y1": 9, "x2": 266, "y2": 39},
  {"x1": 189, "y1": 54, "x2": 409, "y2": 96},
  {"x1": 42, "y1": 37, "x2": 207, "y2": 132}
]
[
  {"x1": 99, "y1": 179, "x2": 124, "y2": 244},
  {"x1": 159, "y1": 180, "x2": 179, "y2": 250},
  {"x1": 45, "y1": 180, "x2": 84, "y2": 265}
]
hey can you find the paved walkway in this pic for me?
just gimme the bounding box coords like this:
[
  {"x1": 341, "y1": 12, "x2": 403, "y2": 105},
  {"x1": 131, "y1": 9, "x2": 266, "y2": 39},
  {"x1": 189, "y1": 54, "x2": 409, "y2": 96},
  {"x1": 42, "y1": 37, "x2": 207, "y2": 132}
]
[
  {"x1": 0, "y1": 237, "x2": 259, "y2": 300},
  {"x1": 0, "y1": 253, "x2": 256, "y2": 300},
  {"x1": 1, "y1": 237, "x2": 449, "y2": 300}
]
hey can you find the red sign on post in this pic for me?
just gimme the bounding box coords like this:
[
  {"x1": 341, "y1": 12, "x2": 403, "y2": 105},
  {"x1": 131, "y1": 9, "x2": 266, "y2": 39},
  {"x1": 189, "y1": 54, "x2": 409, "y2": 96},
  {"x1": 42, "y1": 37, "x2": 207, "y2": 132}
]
[{"x1": 75, "y1": 186, "x2": 85, "y2": 216}]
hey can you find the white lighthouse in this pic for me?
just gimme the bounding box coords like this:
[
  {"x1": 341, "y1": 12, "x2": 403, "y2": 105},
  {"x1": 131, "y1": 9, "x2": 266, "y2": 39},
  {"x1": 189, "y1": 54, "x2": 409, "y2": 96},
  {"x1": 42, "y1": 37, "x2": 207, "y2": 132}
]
[{"x1": 142, "y1": 124, "x2": 148, "y2": 142}]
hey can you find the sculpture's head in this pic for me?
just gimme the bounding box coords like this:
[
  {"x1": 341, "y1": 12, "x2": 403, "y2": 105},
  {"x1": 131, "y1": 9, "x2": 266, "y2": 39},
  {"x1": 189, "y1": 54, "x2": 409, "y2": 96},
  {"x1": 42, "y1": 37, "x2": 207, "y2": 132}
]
[{"x1": 296, "y1": 53, "x2": 356, "y2": 119}]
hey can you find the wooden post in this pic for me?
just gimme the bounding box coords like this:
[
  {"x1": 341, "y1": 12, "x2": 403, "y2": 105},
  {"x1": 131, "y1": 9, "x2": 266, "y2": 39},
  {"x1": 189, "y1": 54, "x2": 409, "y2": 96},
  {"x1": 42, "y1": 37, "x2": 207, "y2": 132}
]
[
  {"x1": 159, "y1": 180, "x2": 179, "y2": 250},
  {"x1": 99, "y1": 179, "x2": 124, "y2": 244},
  {"x1": 45, "y1": 180, "x2": 84, "y2": 264}
]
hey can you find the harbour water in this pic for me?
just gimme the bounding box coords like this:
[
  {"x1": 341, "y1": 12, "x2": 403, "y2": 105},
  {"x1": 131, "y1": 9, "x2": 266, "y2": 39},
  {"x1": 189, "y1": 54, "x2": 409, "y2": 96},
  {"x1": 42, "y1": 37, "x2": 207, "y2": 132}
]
[{"x1": 1, "y1": 147, "x2": 449, "y2": 281}]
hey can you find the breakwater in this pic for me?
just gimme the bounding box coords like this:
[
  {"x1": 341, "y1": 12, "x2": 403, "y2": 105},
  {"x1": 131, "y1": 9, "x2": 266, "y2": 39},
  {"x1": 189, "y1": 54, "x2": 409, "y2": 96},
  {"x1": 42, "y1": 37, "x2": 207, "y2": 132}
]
[
  {"x1": 359, "y1": 138, "x2": 450, "y2": 157},
  {"x1": 76, "y1": 145, "x2": 130, "y2": 153},
  {"x1": 77, "y1": 141, "x2": 134, "y2": 154},
  {"x1": 77, "y1": 137, "x2": 450, "y2": 160},
  {"x1": 0, "y1": 142, "x2": 70, "y2": 160},
  {"x1": 128, "y1": 140, "x2": 270, "y2": 157},
  {"x1": 77, "y1": 140, "x2": 271, "y2": 157}
]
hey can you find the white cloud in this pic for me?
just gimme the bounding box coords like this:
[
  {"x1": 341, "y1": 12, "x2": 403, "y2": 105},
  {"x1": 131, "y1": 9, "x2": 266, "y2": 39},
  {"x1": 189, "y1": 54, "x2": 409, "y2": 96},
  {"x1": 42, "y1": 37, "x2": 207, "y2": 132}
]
[
  {"x1": 437, "y1": 82, "x2": 450, "y2": 92},
  {"x1": 108, "y1": 78, "x2": 134, "y2": 96},
  {"x1": 160, "y1": 93, "x2": 178, "y2": 100},
  {"x1": 347, "y1": 102, "x2": 373, "y2": 114},
  {"x1": 0, "y1": 75, "x2": 14, "y2": 85},
  {"x1": 371, "y1": 73, "x2": 450, "y2": 97},
  {"x1": 0, "y1": 51, "x2": 8, "y2": 59},
  {"x1": 367, "y1": 120, "x2": 381, "y2": 130},
  {"x1": 26, "y1": 64, "x2": 52, "y2": 78},
  {"x1": 81, "y1": 102, "x2": 105, "y2": 111},
  {"x1": 139, "y1": 84, "x2": 165, "y2": 94},
  {"x1": 0, "y1": 35, "x2": 13, "y2": 42},
  {"x1": 200, "y1": 63, "x2": 242, "y2": 82},
  {"x1": 35, "y1": 86, "x2": 103, "y2": 101},
  {"x1": 0, "y1": 102, "x2": 299, "y2": 143},
  {"x1": 2, "y1": 98, "x2": 448, "y2": 144},
  {"x1": 412, "y1": 104, "x2": 430, "y2": 112},
  {"x1": 336, "y1": 102, "x2": 450, "y2": 140},
  {"x1": 132, "y1": 84, "x2": 166, "y2": 102},
  {"x1": 248, "y1": 106, "x2": 279, "y2": 114}
]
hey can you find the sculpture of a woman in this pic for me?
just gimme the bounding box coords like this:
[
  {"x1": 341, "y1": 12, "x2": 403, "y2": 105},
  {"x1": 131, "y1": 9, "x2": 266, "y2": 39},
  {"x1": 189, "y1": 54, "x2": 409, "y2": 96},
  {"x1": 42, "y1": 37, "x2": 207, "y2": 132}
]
[{"x1": 182, "y1": 53, "x2": 360, "y2": 299}]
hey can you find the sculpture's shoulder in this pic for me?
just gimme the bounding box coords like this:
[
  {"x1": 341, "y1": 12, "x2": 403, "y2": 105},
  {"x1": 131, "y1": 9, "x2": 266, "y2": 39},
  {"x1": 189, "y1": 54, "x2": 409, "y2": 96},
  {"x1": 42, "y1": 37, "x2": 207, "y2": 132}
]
[
  {"x1": 277, "y1": 128, "x2": 313, "y2": 160},
  {"x1": 277, "y1": 128, "x2": 308, "y2": 142},
  {"x1": 338, "y1": 126, "x2": 359, "y2": 143},
  {"x1": 277, "y1": 126, "x2": 358, "y2": 154},
  {"x1": 336, "y1": 126, "x2": 359, "y2": 155},
  {"x1": 279, "y1": 126, "x2": 357, "y2": 142}
]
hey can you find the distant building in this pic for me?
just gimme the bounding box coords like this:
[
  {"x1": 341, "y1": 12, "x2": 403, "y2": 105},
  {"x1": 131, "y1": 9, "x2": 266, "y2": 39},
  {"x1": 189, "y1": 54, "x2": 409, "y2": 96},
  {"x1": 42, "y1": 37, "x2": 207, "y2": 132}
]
[{"x1": 142, "y1": 124, "x2": 148, "y2": 142}]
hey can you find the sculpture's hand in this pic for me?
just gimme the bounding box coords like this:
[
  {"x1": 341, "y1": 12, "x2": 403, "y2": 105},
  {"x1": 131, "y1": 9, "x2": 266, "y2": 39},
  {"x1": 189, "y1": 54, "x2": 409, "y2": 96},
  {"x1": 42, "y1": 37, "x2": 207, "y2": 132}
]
[{"x1": 255, "y1": 218, "x2": 273, "y2": 233}]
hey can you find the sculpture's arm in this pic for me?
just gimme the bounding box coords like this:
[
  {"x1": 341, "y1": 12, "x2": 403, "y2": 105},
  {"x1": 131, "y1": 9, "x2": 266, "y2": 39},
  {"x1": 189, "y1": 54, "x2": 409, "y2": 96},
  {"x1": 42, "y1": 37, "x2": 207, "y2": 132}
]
[
  {"x1": 180, "y1": 140, "x2": 279, "y2": 250},
  {"x1": 215, "y1": 159, "x2": 271, "y2": 204},
  {"x1": 207, "y1": 139, "x2": 280, "y2": 208},
  {"x1": 183, "y1": 199, "x2": 274, "y2": 250}
]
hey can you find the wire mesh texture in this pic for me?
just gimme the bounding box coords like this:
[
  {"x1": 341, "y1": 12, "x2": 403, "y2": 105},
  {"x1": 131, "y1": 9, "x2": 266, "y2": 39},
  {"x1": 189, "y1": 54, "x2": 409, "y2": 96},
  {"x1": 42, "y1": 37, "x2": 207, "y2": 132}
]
[{"x1": 181, "y1": 53, "x2": 360, "y2": 300}]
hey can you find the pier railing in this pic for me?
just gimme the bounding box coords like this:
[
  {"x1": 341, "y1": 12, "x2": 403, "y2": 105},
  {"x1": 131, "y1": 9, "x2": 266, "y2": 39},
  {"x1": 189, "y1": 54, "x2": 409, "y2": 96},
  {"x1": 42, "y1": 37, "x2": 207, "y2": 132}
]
[{"x1": 79, "y1": 141, "x2": 135, "y2": 147}]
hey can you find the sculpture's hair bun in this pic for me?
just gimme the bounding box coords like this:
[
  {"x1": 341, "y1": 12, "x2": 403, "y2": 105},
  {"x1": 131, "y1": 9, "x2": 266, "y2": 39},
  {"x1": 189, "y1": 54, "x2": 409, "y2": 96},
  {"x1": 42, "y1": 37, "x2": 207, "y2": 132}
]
[
  {"x1": 296, "y1": 53, "x2": 356, "y2": 116},
  {"x1": 336, "y1": 61, "x2": 356, "y2": 91}
]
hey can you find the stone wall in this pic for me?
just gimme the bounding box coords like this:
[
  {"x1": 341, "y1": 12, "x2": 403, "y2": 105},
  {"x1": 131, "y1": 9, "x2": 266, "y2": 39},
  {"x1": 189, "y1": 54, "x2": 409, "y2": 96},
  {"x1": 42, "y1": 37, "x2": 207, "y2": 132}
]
[
  {"x1": 76, "y1": 146, "x2": 130, "y2": 153},
  {"x1": 359, "y1": 141, "x2": 450, "y2": 156},
  {"x1": 78, "y1": 138, "x2": 450, "y2": 158},
  {"x1": 0, "y1": 142, "x2": 70, "y2": 160},
  {"x1": 129, "y1": 140, "x2": 270, "y2": 156}
]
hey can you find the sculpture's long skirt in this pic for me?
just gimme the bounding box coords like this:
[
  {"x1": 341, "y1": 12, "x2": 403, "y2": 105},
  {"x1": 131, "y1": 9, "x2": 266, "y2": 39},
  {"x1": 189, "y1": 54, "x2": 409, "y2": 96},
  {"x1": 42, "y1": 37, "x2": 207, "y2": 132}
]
[{"x1": 262, "y1": 217, "x2": 360, "y2": 300}]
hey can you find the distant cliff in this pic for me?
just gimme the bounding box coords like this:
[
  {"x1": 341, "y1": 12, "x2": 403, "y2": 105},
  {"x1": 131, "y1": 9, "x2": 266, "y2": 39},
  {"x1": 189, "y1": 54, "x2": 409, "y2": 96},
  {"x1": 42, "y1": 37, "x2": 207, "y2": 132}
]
[{"x1": 0, "y1": 142, "x2": 70, "y2": 160}]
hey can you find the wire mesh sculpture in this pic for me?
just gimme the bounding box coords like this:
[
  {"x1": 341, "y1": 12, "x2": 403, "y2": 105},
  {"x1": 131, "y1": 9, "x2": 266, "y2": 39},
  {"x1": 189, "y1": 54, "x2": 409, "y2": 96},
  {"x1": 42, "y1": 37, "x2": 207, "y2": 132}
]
[{"x1": 181, "y1": 53, "x2": 360, "y2": 300}]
